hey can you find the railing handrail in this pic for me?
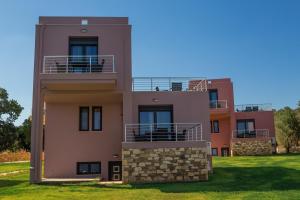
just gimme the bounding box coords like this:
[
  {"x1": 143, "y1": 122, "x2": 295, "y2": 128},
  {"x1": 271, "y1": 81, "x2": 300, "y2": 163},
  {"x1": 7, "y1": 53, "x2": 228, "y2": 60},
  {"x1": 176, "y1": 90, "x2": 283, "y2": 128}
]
[
  {"x1": 232, "y1": 129, "x2": 270, "y2": 138},
  {"x1": 43, "y1": 55, "x2": 115, "y2": 74},
  {"x1": 234, "y1": 103, "x2": 272, "y2": 112},
  {"x1": 124, "y1": 122, "x2": 204, "y2": 143},
  {"x1": 132, "y1": 77, "x2": 208, "y2": 92},
  {"x1": 210, "y1": 99, "x2": 228, "y2": 109}
]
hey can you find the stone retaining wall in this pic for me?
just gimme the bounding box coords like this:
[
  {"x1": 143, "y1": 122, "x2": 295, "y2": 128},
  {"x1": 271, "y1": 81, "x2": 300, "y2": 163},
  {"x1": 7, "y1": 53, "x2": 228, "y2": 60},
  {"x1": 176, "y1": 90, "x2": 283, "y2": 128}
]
[
  {"x1": 231, "y1": 139, "x2": 272, "y2": 156},
  {"x1": 122, "y1": 147, "x2": 208, "y2": 183}
]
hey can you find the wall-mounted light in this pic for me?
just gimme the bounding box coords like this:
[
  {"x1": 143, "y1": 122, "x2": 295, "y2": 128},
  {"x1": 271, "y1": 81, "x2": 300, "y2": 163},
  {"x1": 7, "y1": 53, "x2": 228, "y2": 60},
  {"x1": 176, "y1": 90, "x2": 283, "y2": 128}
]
[
  {"x1": 152, "y1": 98, "x2": 159, "y2": 103},
  {"x1": 81, "y1": 29, "x2": 88, "y2": 33},
  {"x1": 113, "y1": 154, "x2": 119, "y2": 158}
]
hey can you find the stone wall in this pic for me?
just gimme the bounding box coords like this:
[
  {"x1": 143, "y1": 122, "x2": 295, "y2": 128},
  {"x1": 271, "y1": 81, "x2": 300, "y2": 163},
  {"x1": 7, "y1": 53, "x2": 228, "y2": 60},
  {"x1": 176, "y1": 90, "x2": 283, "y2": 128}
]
[
  {"x1": 231, "y1": 139, "x2": 272, "y2": 156},
  {"x1": 122, "y1": 147, "x2": 208, "y2": 183}
]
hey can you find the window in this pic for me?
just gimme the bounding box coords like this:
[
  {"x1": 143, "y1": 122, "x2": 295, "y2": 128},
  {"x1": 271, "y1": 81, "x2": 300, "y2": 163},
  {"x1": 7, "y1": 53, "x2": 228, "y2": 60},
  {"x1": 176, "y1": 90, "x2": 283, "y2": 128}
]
[
  {"x1": 236, "y1": 119, "x2": 255, "y2": 137},
  {"x1": 138, "y1": 105, "x2": 173, "y2": 135},
  {"x1": 210, "y1": 120, "x2": 220, "y2": 133},
  {"x1": 92, "y1": 107, "x2": 102, "y2": 131},
  {"x1": 77, "y1": 162, "x2": 101, "y2": 175},
  {"x1": 212, "y1": 148, "x2": 218, "y2": 156},
  {"x1": 209, "y1": 89, "x2": 218, "y2": 108},
  {"x1": 69, "y1": 37, "x2": 98, "y2": 72},
  {"x1": 79, "y1": 107, "x2": 89, "y2": 131}
]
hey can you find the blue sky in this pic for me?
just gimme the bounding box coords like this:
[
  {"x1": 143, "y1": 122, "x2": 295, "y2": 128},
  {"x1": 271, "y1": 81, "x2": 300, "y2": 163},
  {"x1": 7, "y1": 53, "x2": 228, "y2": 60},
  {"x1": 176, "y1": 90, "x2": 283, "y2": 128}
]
[{"x1": 0, "y1": 0, "x2": 299, "y2": 125}]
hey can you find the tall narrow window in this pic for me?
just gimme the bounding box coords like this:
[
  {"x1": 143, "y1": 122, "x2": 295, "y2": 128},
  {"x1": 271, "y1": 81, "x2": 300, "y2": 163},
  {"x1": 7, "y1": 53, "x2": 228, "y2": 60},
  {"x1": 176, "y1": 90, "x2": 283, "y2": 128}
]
[
  {"x1": 92, "y1": 107, "x2": 102, "y2": 131},
  {"x1": 79, "y1": 107, "x2": 89, "y2": 131},
  {"x1": 210, "y1": 120, "x2": 220, "y2": 133},
  {"x1": 209, "y1": 89, "x2": 218, "y2": 108}
]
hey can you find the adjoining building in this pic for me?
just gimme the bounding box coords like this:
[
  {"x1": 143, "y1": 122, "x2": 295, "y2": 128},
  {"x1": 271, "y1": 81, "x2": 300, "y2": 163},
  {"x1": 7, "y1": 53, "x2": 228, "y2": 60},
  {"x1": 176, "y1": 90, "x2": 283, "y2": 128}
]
[{"x1": 30, "y1": 17, "x2": 275, "y2": 184}]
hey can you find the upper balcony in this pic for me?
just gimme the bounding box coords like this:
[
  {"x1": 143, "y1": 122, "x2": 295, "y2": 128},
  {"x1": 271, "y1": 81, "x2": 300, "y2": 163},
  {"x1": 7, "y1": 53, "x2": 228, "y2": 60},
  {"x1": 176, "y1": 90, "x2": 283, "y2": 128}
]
[
  {"x1": 132, "y1": 77, "x2": 207, "y2": 92},
  {"x1": 235, "y1": 103, "x2": 272, "y2": 113},
  {"x1": 232, "y1": 129, "x2": 270, "y2": 139},
  {"x1": 40, "y1": 55, "x2": 118, "y2": 91},
  {"x1": 209, "y1": 100, "x2": 230, "y2": 117}
]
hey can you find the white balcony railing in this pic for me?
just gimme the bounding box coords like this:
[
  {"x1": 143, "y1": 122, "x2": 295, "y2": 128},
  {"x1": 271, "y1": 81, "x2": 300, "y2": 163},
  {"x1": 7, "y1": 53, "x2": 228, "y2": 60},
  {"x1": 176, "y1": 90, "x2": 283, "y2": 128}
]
[
  {"x1": 124, "y1": 123, "x2": 203, "y2": 143},
  {"x1": 232, "y1": 129, "x2": 270, "y2": 139},
  {"x1": 132, "y1": 77, "x2": 207, "y2": 92},
  {"x1": 42, "y1": 55, "x2": 115, "y2": 74},
  {"x1": 209, "y1": 100, "x2": 228, "y2": 109},
  {"x1": 235, "y1": 104, "x2": 272, "y2": 112}
]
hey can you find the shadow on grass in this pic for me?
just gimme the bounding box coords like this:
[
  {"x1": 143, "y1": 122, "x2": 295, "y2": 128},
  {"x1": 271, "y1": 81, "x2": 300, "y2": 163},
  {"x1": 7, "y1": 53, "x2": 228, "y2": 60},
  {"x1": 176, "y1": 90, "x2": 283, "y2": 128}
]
[
  {"x1": 0, "y1": 180, "x2": 27, "y2": 188},
  {"x1": 93, "y1": 166, "x2": 300, "y2": 193},
  {"x1": 10, "y1": 166, "x2": 299, "y2": 193}
]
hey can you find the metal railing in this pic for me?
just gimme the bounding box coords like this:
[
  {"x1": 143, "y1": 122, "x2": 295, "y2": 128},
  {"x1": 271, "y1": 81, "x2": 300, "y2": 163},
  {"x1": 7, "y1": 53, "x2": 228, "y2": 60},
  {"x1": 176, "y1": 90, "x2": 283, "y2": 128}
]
[
  {"x1": 124, "y1": 123, "x2": 203, "y2": 143},
  {"x1": 132, "y1": 77, "x2": 207, "y2": 92},
  {"x1": 232, "y1": 129, "x2": 270, "y2": 139},
  {"x1": 210, "y1": 100, "x2": 228, "y2": 109},
  {"x1": 235, "y1": 104, "x2": 272, "y2": 112},
  {"x1": 43, "y1": 55, "x2": 115, "y2": 74}
]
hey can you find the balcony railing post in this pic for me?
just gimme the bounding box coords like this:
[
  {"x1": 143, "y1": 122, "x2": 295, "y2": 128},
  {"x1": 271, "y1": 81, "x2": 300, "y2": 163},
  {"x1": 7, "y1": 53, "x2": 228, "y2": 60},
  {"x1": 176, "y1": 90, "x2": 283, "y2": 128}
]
[
  {"x1": 150, "y1": 124, "x2": 153, "y2": 142},
  {"x1": 66, "y1": 57, "x2": 69, "y2": 73},
  {"x1": 196, "y1": 127, "x2": 198, "y2": 141},
  {"x1": 124, "y1": 124, "x2": 127, "y2": 143},
  {"x1": 89, "y1": 56, "x2": 92, "y2": 73},
  {"x1": 151, "y1": 78, "x2": 153, "y2": 91},
  {"x1": 112, "y1": 55, "x2": 115, "y2": 72},
  {"x1": 175, "y1": 124, "x2": 178, "y2": 141}
]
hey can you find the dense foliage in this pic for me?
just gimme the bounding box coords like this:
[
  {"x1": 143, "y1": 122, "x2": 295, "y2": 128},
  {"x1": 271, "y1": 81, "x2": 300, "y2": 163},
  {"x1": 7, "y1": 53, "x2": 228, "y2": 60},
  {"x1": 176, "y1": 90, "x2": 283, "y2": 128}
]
[
  {"x1": 275, "y1": 103, "x2": 300, "y2": 152},
  {"x1": 0, "y1": 87, "x2": 31, "y2": 152}
]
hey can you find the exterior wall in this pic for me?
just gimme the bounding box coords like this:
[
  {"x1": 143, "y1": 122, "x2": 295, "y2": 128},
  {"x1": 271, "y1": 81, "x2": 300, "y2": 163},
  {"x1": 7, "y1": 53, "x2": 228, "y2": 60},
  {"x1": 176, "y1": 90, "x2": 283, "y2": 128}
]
[
  {"x1": 235, "y1": 111, "x2": 275, "y2": 137},
  {"x1": 44, "y1": 101, "x2": 122, "y2": 180},
  {"x1": 122, "y1": 142, "x2": 209, "y2": 183},
  {"x1": 231, "y1": 138, "x2": 272, "y2": 156},
  {"x1": 211, "y1": 117, "x2": 231, "y2": 156},
  {"x1": 208, "y1": 79, "x2": 235, "y2": 156},
  {"x1": 132, "y1": 92, "x2": 210, "y2": 141}
]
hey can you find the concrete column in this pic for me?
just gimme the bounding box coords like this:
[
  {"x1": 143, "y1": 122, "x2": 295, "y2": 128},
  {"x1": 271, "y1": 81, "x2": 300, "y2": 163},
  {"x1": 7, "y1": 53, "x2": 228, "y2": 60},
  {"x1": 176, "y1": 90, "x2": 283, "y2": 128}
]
[{"x1": 30, "y1": 87, "x2": 44, "y2": 183}]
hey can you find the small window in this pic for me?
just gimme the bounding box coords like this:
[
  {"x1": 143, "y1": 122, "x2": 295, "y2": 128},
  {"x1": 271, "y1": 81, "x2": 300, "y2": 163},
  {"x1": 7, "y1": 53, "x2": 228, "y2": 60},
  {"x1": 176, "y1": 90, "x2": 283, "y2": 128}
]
[
  {"x1": 210, "y1": 120, "x2": 220, "y2": 133},
  {"x1": 92, "y1": 107, "x2": 102, "y2": 131},
  {"x1": 212, "y1": 148, "x2": 218, "y2": 156},
  {"x1": 77, "y1": 162, "x2": 101, "y2": 175},
  {"x1": 79, "y1": 107, "x2": 89, "y2": 131}
]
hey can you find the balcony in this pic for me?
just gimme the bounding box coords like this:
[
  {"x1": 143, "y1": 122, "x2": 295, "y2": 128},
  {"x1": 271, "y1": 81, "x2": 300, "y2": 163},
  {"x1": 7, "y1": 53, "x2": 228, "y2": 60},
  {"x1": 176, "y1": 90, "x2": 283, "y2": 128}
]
[
  {"x1": 232, "y1": 129, "x2": 269, "y2": 139},
  {"x1": 132, "y1": 77, "x2": 207, "y2": 92},
  {"x1": 235, "y1": 104, "x2": 272, "y2": 112},
  {"x1": 124, "y1": 123, "x2": 203, "y2": 143},
  {"x1": 209, "y1": 100, "x2": 229, "y2": 117},
  {"x1": 40, "y1": 55, "x2": 117, "y2": 91}
]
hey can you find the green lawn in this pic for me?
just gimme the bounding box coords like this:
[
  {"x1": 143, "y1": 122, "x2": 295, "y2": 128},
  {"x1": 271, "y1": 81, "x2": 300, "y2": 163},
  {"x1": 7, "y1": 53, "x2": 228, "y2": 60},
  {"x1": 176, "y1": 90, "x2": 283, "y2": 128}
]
[{"x1": 0, "y1": 154, "x2": 300, "y2": 200}]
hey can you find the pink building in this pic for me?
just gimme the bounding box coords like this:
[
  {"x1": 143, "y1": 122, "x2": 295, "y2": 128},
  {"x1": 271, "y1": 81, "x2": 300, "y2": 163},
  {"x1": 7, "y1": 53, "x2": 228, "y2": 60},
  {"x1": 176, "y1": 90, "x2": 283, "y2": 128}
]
[{"x1": 30, "y1": 17, "x2": 275, "y2": 184}]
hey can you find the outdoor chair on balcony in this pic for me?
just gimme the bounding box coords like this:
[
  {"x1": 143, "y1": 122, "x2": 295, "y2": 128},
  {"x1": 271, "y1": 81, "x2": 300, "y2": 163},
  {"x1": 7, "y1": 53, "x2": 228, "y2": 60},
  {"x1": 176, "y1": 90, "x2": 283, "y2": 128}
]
[
  {"x1": 245, "y1": 106, "x2": 252, "y2": 112},
  {"x1": 171, "y1": 82, "x2": 182, "y2": 91},
  {"x1": 252, "y1": 106, "x2": 259, "y2": 111}
]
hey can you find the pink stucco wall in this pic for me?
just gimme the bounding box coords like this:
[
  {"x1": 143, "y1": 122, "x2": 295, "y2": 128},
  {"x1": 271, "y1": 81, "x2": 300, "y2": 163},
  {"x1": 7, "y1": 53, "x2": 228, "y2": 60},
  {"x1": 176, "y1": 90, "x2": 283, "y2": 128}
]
[{"x1": 45, "y1": 101, "x2": 123, "y2": 179}]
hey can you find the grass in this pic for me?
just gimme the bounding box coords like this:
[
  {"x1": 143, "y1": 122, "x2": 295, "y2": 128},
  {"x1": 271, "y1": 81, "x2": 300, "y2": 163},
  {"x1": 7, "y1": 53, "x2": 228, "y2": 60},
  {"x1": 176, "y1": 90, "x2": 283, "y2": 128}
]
[{"x1": 0, "y1": 154, "x2": 300, "y2": 200}]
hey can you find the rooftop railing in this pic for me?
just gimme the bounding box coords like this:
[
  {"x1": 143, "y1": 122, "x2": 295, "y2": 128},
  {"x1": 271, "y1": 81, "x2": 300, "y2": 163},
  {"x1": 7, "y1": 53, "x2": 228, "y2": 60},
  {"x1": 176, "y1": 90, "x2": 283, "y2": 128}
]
[
  {"x1": 232, "y1": 129, "x2": 270, "y2": 139},
  {"x1": 235, "y1": 104, "x2": 272, "y2": 112},
  {"x1": 210, "y1": 100, "x2": 228, "y2": 109},
  {"x1": 42, "y1": 55, "x2": 115, "y2": 74},
  {"x1": 124, "y1": 123, "x2": 203, "y2": 143},
  {"x1": 132, "y1": 77, "x2": 207, "y2": 92}
]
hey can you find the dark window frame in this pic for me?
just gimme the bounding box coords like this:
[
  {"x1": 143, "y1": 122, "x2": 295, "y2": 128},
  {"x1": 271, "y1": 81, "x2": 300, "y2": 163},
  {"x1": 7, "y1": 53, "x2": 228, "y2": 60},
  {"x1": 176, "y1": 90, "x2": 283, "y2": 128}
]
[
  {"x1": 138, "y1": 105, "x2": 174, "y2": 128},
  {"x1": 76, "y1": 162, "x2": 101, "y2": 175},
  {"x1": 210, "y1": 120, "x2": 220, "y2": 133},
  {"x1": 209, "y1": 89, "x2": 218, "y2": 101},
  {"x1": 236, "y1": 119, "x2": 256, "y2": 131},
  {"x1": 212, "y1": 148, "x2": 218, "y2": 156},
  {"x1": 79, "y1": 107, "x2": 89, "y2": 131},
  {"x1": 69, "y1": 37, "x2": 99, "y2": 56},
  {"x1": 92, "y1": 106, "x2": 102, "y2": 131}
]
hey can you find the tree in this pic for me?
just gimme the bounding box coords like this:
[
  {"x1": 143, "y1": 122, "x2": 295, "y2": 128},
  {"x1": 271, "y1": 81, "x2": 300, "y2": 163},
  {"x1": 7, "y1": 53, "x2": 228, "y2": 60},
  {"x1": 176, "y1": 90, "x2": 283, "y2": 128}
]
[
  {"x1": 275, "y1": 107, "x2": 300, "y2": 153},
  {"x1": 17, "y1": 117, "x2": 31, "y2": 150},
  {"x1": 0, "y1": 87, "x2": 23, "y2": 151}
]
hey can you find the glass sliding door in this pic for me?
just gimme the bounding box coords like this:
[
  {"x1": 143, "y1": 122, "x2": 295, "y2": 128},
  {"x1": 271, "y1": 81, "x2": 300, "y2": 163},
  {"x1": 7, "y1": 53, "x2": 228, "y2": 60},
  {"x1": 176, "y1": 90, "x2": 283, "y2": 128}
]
[{"x1": 236, "y1": 119, "x2": 255, "y2": 138}]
